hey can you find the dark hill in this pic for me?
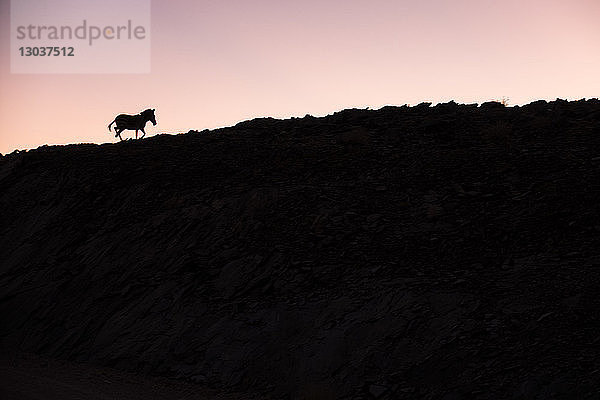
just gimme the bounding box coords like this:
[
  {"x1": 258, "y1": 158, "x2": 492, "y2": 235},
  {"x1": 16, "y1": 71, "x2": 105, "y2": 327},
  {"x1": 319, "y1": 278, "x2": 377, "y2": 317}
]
[{"x1": 2, "y1": 99, "x2": 600, "y2": 399}]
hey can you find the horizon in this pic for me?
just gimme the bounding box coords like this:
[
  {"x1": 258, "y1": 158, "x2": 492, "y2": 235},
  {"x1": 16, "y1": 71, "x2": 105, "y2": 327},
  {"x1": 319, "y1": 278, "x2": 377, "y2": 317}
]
[
  {"x1": 1, "y1": 98, "x2": 597, "y2": 155},
  {"x1": 1, "y1": 0, "x2": 599, "y2": 154}
]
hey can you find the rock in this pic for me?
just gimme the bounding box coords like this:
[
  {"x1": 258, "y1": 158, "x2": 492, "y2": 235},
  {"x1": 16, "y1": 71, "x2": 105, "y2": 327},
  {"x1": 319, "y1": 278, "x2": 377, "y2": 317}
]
[
  {"x1": 480, "y1": 101, "x2": 505, "y2": 110},
  {"x1": 368, "y1": 384, "x2": 388, "y2": 398},
  {"x1": 336, "y1": 127, "x2": 370, "y2": 146}
]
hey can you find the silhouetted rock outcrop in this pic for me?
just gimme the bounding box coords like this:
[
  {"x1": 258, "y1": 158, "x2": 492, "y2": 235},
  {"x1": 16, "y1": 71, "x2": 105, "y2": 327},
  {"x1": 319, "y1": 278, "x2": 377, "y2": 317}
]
[{"x1": 2, "y1": 99, "x2": 600, "y2": 399}]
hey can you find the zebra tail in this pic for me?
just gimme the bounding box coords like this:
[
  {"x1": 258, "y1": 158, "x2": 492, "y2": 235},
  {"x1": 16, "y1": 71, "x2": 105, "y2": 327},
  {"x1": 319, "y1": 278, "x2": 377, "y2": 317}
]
[{"x1": 108, "y1": 120, "x2": 115, "y2": 132}]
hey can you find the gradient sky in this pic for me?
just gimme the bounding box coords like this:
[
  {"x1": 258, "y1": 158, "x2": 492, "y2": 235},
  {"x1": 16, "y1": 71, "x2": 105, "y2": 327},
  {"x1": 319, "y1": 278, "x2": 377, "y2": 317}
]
[{"x1": 1, "y1": 0, "x2": 599, "y2": 154}]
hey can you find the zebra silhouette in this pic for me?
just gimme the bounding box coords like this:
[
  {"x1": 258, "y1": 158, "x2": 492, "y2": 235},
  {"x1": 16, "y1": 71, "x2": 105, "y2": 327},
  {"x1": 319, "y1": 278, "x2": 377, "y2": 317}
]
[{"x1": 108, "y1": 109, "x2": 157, "y2": 141}]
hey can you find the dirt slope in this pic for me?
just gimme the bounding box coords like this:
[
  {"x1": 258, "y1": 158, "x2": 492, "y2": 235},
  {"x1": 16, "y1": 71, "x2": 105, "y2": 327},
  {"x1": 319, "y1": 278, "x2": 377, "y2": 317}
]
[{"x1": 1, "y1": 99, "x2": 600, "y2": 399}]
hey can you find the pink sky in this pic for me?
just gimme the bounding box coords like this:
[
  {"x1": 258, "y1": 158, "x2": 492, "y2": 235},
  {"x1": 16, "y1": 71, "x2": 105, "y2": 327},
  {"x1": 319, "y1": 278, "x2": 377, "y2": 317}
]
[{"x1": 1, "y1": 0, "x2": 599, "y2": 154}]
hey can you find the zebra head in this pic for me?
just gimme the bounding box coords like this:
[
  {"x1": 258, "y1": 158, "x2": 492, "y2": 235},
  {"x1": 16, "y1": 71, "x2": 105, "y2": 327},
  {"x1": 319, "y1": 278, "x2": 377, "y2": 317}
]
[{"x1": 142, "y1": 108, "x2": 157, "y2": 126}]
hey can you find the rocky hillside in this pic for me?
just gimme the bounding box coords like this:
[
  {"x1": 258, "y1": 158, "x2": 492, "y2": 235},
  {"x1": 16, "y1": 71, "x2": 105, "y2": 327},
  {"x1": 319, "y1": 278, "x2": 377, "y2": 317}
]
[{"x1": 1, "y1": 99, "x2": 600, "y2": 399}]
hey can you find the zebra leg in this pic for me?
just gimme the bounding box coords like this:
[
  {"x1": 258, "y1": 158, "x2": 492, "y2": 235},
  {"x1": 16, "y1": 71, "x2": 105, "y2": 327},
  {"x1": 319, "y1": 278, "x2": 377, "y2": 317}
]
[
  {"x1": 135, "y1": 130, "x2": 138, "y2": 139},
  {"x1": 140, "y1": 128, "x2": 146, "y2": 138}
]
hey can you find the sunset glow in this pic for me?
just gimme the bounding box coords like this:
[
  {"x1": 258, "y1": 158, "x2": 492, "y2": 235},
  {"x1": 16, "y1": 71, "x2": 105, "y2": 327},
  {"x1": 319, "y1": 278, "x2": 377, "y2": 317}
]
[{"x1": 1, "y1": 0, "x2": 599, "y2": 154}]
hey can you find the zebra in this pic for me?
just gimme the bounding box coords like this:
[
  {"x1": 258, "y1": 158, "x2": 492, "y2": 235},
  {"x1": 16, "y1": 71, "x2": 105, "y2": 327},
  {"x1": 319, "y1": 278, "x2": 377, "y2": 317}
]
[{"x1": 108, "y1": 109, "x2": 157, "y2": 141}]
